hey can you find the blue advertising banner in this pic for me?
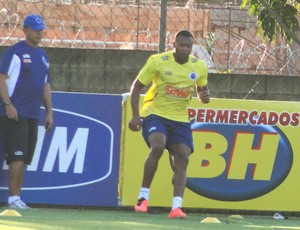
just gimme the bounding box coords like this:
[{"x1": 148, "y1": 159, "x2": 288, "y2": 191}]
[{"x1": 0, "y1": 92, "x2": 122, "y2": 207}]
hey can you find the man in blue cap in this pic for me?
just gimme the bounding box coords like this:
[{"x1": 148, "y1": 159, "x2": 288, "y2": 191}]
[{"x1": 0, "y1": 14, "x2": 54, "y2": 209}]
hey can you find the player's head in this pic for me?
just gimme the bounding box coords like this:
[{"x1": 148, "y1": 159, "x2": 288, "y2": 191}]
[
  {"x1": 23, "y1": 14, "x2": 46, "y2": 47},
  {"x1": 173, "y1": 30, "x2": 194, "y2": 64},
  {"x1": 175, "y1": 30, "x2": 194, "y2": 42},
  {"x1": 23, "y1": 14, "x2": 46, "y2": 31}
]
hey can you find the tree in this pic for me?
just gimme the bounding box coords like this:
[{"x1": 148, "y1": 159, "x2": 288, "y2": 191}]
[{"x1": 241, "y1": 0, "x2": 300, "y2": 45}]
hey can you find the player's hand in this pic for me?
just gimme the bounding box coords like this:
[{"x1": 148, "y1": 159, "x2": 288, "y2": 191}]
[
  {"x1": 44, "y1": 114, "x2": 54, "y2": 131},
  {"x1": 5, "y1": 104, "x2": 18, "y2": 121},
  {"x1": 199, "y1": 87, "x2": 210, "y2": 104},
  {"x1": 129, "y1": 116, "x2": 142, "y2": 131}
]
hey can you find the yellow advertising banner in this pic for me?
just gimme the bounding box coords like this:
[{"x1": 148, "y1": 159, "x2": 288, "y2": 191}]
[{"x1": 120, "y1": 96, "x2": 300, "y2": 211}]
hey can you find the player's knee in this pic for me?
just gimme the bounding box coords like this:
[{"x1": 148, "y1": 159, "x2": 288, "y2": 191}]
[
  {"x1": 178, "y1": 149, "x2": 190, "y2": 160},
  {"x1": 174, "y1": 152, "x2": 190, "y2": 169},
  {"x1": 150, "y1": 143, "x2": 165, "y2": 156},
  {"x1": 181, "y1": 154, "x2": 189, "y2": 166}
]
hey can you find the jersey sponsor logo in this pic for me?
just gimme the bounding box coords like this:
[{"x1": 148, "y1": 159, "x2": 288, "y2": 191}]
[
  {"x1": 1, "y1": 108, "x2": 114, "y2": 190},
  {"x1": 161, "y1": 55, "x2": 170, "y2": 61},
  {"x1": 23, "y1": 54, "x2": 32, "y2": 63},
  {"x1": 186, "y1": 107, "x2": 294, "y2": 201},
  {"x1": 191, "y1": 57, "x2": 198, "y2": 63},
  {"x1": 23, "y1": 58, "x2": 32, "y2": 63},
  {"x1": 165, "y1": 85, "x2": 190, "y2": 98}
]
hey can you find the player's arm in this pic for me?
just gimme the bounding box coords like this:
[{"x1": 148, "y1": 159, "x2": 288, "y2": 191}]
[
  {"x1": 128, "y1": 78, "x2": 145, "y2": 131},
  {"x1": 0, "y1": 73, "x2": 10, "y2": 104},
  {"x1": 197, "y1": 85, "x2": 210, "y2": 104},
  {"x1": 0, "y1": 73, "x2": 18, "y2": 120},
  {"x1": 42, "y1": 83, "x2": 54, "y2": 131},
  {"x1": 196, "y1": 60, "x2": 209, "y2": 104}
]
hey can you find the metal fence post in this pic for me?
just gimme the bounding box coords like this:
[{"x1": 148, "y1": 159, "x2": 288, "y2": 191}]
[{"x1": 159, "y1": 0, "x2": 167, "y2": 53}]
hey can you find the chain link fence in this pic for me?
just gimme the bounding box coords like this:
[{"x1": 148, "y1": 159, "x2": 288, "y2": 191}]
[{"x1": 0, "y1": 0, "x2": 300, "y2": 76}]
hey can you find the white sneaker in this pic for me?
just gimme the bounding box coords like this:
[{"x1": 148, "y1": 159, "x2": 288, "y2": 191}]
[
  {"x1": 273, "y1": 212, "x2": 285, "y2": 220},
  {"x1": 8, "y1": 199, "x2": 31, "y2": 209}
]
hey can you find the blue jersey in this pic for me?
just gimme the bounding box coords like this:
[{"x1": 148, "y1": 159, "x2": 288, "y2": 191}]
[{"x1": 0, "y1": 41, "x2": 50, "y2": 119}]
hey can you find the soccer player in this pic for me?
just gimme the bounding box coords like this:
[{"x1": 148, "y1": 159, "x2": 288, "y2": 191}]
[
  {"x1": 128, "y1": 30, "x2": 210, "y2": 219},
  {"x1": 0, "y1": 14, "x2": 53, "y2": 209}
]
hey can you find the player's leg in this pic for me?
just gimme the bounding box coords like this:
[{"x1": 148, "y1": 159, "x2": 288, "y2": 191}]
[
  {"x1": 8, "y1": 160, "x2": 25, "y2": 197},
  {"x1": 167, "y1": 121, "x2": 193, "y2": 219},
  {"x1": 142, "y1": 132, "x2": 166, "y2": 188},
  {"x1": 3, "y1": 116, "x2": 31, "y2": 209},
  {"x1": 135, "y1": 115, "x2": 167, "y2": 213},
  {"x1": 170, "y1": 143, "x2": 190, "y2": 198},
  {"x1": 167, "y1": 144, "x2": 191, "y2": 219}
]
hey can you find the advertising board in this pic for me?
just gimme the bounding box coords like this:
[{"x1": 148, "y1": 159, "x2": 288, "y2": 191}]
[
  {"x1": 120, "y1": 96, "x2": 300, "y2": 211},
  {"x1": 0, "y1": 92, "x2": 122, "y2": 207}
]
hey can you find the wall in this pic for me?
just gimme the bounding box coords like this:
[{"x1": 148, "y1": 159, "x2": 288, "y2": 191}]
[
  {"x1": 1, "y1": 1, "x2": 299, "y2": 76},
  {"x1": 0, "y1": 47, "x2": 299, "y2": 101},
  {"x1": 44, "y1": 48, "x2": 300, "y2": 102},
  {"x1": 46, "y1": 48, "x2": 154, "y2": 94},
  {"x1": 0, "y1": 1, "x2": 210, "y2": 48}
]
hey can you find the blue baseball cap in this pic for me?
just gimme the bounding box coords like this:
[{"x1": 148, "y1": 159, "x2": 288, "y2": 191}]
[{"x1": 23, "y1": 14, "x2": 46, "y2": 31}]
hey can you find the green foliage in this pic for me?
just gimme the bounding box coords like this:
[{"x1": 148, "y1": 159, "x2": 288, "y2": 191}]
[
  {"x1": 206, "y1": 32, "x2": 216, "y2": 55},
  {"x1": 241, "y1": 0, "x2": 300, "y2": 43}
]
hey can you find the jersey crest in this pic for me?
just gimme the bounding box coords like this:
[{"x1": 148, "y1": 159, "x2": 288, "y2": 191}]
[{"x1": 189, "y1": 72, "x2": 197, "y2": 80}]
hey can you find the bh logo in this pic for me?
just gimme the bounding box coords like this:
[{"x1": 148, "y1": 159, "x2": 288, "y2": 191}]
[{"x1": 187, "y1": 122, "x2": 293, "y2": 201}]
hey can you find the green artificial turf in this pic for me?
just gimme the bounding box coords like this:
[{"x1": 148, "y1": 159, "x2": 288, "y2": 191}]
[{"x1": 0, "y1": 207, "x2": 299, "y2": 230}]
